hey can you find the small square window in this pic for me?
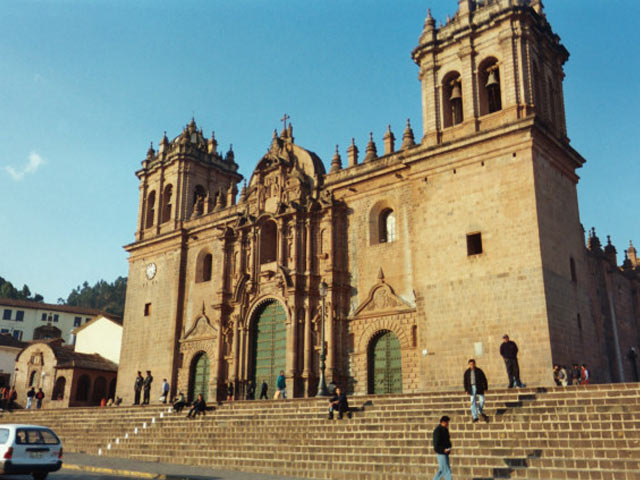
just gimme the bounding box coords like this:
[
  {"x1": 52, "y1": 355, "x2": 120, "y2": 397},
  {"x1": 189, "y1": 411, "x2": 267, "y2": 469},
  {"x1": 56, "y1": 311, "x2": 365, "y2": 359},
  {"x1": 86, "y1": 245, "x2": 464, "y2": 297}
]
[
  {"x1": 53, "y1": 314, "x2": 59, "y2": 323},
  {"x1": 467, "y1": 232, "x2": 483, "y2": 256},
  {"x1": 74, "y1": 317, "x2": 82, "y2": 327},
  {"x1": 1, "y1": 329, "x2": 9, "y2": 334},
  {"x1": 570, "y1": 257, "x2": 577, "y2": 283},
  {"x1": 2, "y1": 310, "x2": 11, "y2": 321},
  {"x1": 41, "y1": 313, "x2": 47, "y2": 321},
  {"x1": 85, "y1": 317, "x2": 90, "y2": 323},
  {"x1": 16, "y1": 311, "x2": 24, "y2": 322},
  {"x1": 144, "y1": 303, "x2": 151, "y2": 316}
]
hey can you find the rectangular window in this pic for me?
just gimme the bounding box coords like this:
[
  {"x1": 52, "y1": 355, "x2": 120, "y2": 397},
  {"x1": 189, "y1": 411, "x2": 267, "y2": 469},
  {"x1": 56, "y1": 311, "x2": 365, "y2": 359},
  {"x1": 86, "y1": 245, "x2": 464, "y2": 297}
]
[
  {"x1": 85, "y1": 317, "x2": 91, "y2": 323},
  {"x1": 53, "y1": 314, "x2": 59, "y2": 323},
  {"x1": 41, "y1": 313, "x2": 47, "y2": 321},
  {"x1": 74, "y1": 317, "x2": 82, "y2": 327},
  {"x1": 467, "y1": 232, "x2": 483, "y2": 256},
  {"x1": 570, "y1": 257, "x2": 577, "y2": 283},
  {"x1": 2, "y1": 310, "x2": 11, "y2": 321},
  {"x1": 16, "y1": 311, "x2": 24, "y2": 322},
  {"x1": 12, "y1": 330, "x2": 22, "y2": 340},
  {"x1": 1, "y1": 329, "x2": 9, "y2": 334},
  {"x1": 144, "y1": 303, "x2": 151, "y2": 316}
]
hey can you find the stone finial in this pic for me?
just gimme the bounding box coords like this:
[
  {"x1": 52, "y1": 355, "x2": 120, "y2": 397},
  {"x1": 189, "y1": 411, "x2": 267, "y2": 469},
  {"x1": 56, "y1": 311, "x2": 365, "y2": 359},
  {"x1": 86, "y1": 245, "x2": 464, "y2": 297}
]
[
  {"x1": 377, "y1": 268, "x2": 385, "y2": 281},
  {"x1": 628, "y1": 241, "x2": 638, "y2": 268},
  {"x1": 364, "y1": 132, "x2": 378, "y2": 162},
  {"x1": 159, "y1": 131, "x2": 169, "y2": 153},
  {"x1": 419, "y1": 9, "x2": 437, "y2": 43},
  {"x1": 347, "y1": 138, "x2": 359, "y2": 167},
  {"x1": 208, "y1": 131, "x2": 218, "y2": 154},
  {"x1": 287, "y1": 123, "x2": 294, "y2": 142},
  {"x1": 604, "y1": 235, "x2": 617, "y2": 265},
  {"x1": 383, "y1": 125, "x2": 395, "y2": 155},
  {"x1": 622, "y1": 250, "x2": 633, "y2": 270},
  {"x1": 401, "y1": 119, "x2": 416, "y2": 149},
  {"x1": 239, "y1": 180, "x2": 248, "y2": 203},
  {"x1": 225, "y1": 144, "x2": 234, "y2": 163},
  {"x1": 146, "y1": 142, "x2": 155, "y2": 159},
  {"x1": 330, "y1": 145, "x2": 342, "y2": 173},
  {"x1": 227, "y1": 182, "x2": 238, "y2": 206}
]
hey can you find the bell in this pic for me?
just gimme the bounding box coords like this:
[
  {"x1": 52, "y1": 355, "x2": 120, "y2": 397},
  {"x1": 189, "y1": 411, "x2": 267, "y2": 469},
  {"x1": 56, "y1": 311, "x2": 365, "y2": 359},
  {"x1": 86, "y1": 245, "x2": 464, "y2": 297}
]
[
  {"x1": 449, "y1": 83, "x2": 462, "y2": 101},
  {"x1": 486, "y1": 70, "x2": 499, "y2": 88}
]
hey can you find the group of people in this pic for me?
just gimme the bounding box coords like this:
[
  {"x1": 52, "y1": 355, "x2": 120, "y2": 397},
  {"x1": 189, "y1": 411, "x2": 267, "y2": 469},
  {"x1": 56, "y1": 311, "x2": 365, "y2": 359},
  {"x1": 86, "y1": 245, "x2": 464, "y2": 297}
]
[
  {"x1": 0, "y1": 386, "x2": 18, "y2": 411},
  {"x1": 553, "y1": 363, "x2": 590, "y2": 386},
  {"x1": 133, "y1": 370, "x2": 155, "y2": 405}
]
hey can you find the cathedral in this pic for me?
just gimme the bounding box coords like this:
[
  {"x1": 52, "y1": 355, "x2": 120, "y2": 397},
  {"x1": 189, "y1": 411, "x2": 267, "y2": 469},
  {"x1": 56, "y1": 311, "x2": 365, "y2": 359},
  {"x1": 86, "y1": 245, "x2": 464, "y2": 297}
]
[{"x1": 116, "y1": 0, "x2": 640, "y2": 403}]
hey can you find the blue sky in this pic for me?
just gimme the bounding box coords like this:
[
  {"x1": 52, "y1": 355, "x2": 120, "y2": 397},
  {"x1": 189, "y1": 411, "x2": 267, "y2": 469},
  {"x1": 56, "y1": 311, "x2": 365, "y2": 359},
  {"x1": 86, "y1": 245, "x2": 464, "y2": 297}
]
[{"x1": 1, "y1": 1, "x2": 638, "y2": 303}]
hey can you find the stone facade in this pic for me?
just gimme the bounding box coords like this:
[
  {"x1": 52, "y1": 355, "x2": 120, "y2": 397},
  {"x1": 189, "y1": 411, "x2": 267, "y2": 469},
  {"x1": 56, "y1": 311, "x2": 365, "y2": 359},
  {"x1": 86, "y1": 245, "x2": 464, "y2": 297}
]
[{"x1": 116, "y1": 0, "x2": 640, "y2": 403}]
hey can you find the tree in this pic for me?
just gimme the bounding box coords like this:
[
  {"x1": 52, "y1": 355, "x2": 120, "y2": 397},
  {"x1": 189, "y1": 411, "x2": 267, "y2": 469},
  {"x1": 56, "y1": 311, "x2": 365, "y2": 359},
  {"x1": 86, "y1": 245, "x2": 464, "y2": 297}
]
[
  {"x1": 0, "y1": 276, "x2": 44, "y2": 302},
  {"x1": 65, "y1": 276, "x2": 127, "y2": 317}
]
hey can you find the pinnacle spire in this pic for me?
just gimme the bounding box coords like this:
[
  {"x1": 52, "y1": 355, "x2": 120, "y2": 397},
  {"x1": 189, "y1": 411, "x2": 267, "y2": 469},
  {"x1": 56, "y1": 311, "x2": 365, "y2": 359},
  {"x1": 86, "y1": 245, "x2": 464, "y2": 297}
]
[
  {"x1": 401, "y1": 118, "x2": 416, "y2": 149},
  {"x1": 364, "y1": 132, "x2": 378, "y2": 162},
  {"x1": 330, "y1": 145, "x2": 342, "y2": 173}
]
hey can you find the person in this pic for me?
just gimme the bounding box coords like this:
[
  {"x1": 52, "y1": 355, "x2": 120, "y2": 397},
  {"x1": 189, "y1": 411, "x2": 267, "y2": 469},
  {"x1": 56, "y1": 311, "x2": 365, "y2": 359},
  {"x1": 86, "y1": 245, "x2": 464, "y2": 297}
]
[
  {"x1": 259, "y1": 380, "x2": 268, "y2": 400},
  {"x1": 142, "y1": 370, "x2": 153, "y2": 405},
  {"x1": 35, "y1": 388, "x2": 45, "y2": 409},
  {"x1": 500, "y1": 334, "x2": 525, "y2": 388},
  {"x1": 570, "y1": 363, "x2": 581, "y2": 386},
  {"x1": 275, "y1": 371, "x2": 286, "y2": 399},
  {"x1": 114, "y1": 396, "x2": 123, "y2": 406},
  {"x1": 106, "y1": 398, "x2": 114, "y2": 407},
  {"x1": 246, "y1": 380, "x2": 255, "y2": 400},
  {"x1": 432, "y1": 415, "x2": 452, "y2": 480},
  {"x1": 161, "y1": 379, "x2": 170, "y2": 403},
  {"x1": 328, "y1": 387, "x2": 349, "y2": 420},
  {"x1": 8, "y1": 388, "x2": 17, "y2": 412},
  {"x1": 100, "y1": 398, "x2": 107, "y2": 408},
  {"x1": 0, "y1": 386, "x2": 6, "y2": 411},
  {"x1": 553, "y1": 365, "x2": 569, "y2": 387},
  {"x1": 186, "y1": 393, "x2": 206, "y2": 418},
  {"x1": 227, "y1": 382, "x2": 234, "y2": 402},
  {"x1": 26, "y1": 387, "x2": 36, "y2": 409},
  {"x1": 463, "y1": 359, "x2": 488, "y2": 423},
  {"x1": 581, "y1": 364, "x2": 590, "y2": 384},
  {"x1": 173, "y1": 391, "x2": 187, "y2": 413},
  {"x1": 134, "y1": 371, "x2": 143, "y2": 405}
]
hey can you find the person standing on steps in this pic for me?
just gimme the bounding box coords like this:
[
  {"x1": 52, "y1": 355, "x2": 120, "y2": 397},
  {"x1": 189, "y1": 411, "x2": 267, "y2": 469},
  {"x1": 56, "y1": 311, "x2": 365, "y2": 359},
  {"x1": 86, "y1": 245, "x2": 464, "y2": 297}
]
[
  {"x1": 259, "y1": 380, "x2": 268, "y2": 400},
  {"x1": 432, "y1": 415, "x2": 453, "y2": 480},
  {"x1": 227, "y1": 381, "x2": 234, "y2": 402},
  {"x1": 275, "y1": 370, "x2": 286, "y2": 399},
  {"x1": 133, "y1": 371, "x2": 143, "y2": 405},
  {"x1": 161, "y1": 378, "x2": 170, "y2": 403},
  {"x1": 580, "y1": 364, "x2": 591, "y2": 384},
  {"x1": 463, "y1": 359, "x2": 488, "y2": 423},
  {"x1": 26, "y1": 387, "x2": 35, "y2": 409},
  {"x1": 246, "y1": 380, "x2": 256, "y2": 400},
  {"x1": 35, "y1": 388, "x2": 45, "y2": 409},
  {"x1": 500, "y1": 334, "x2": 525, "y2": 388},
  {"x1": 142, "y1": 370, "x2": 153, "y2": 405}
]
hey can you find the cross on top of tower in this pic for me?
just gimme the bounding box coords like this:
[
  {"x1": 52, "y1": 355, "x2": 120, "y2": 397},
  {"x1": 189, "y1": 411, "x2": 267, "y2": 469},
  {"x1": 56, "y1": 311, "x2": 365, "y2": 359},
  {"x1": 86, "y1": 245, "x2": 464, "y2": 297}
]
[{"x1": 280, "y1": 113, "x2": 290, "y2": 131}]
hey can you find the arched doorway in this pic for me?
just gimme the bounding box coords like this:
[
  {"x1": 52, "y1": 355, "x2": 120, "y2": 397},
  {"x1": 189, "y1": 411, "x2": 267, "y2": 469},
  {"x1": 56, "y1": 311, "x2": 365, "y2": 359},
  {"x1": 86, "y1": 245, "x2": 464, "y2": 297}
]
[
  {"x1": 368, "y1": 330, "x2": 403, "y2": 394},
  {"x1": 52, "y1": 377, "x2": 66, "y2": 400},
  {"x1": 251, "y1": 301, "x2": 286, "y2": 396},
  {"x1": 75, "y1": 375, "x2": 91, "y2": 402},
  {"x1": 92, "y1": 376, "x2": 107, "y2": 404},
  {"x1": 189, "y1": 352, "x2": 210, "y2": 402}
]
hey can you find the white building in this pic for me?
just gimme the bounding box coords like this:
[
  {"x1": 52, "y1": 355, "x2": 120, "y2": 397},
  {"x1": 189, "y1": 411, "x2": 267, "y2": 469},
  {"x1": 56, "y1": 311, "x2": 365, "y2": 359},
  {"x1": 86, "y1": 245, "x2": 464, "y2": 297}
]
[
  {"x1": 0, "y1": 333, "x2": 27, "y2": 387},
  {"x1": 72, "y1": 314, "x2": 123, "y2": 364},
  {"x1": 0, "y1": 298, "x2": 116, "y2": 345}
]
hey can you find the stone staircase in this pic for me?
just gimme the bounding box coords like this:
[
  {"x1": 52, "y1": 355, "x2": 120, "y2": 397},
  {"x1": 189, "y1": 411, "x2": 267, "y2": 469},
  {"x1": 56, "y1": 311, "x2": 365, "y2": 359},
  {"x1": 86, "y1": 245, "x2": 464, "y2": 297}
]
[{"x1": 1, "y1": 384, "x2": 639, "y2": 479}]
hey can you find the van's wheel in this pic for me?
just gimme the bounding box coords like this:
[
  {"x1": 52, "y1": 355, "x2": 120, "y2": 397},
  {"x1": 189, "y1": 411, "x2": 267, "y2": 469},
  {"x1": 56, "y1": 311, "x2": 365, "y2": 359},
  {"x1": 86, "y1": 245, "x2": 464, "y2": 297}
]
[{"x1": 32, "y1": 473, "x2": 48, "y2": 480}]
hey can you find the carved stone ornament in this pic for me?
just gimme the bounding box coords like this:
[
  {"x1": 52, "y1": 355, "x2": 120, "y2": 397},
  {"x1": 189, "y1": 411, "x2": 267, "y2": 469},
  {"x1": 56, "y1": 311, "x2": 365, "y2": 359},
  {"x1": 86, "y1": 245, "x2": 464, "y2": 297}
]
[
  {"x1": 352, "y1": 269, "x2": 415, "y2": 318},
  {"x1": 181, "y1": 315, "x2": 218, "y2": 343}
]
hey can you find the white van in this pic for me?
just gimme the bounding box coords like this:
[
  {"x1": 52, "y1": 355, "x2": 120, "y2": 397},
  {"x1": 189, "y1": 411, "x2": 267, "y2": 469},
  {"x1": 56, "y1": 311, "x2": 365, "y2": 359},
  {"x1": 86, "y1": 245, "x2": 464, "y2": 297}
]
[{"x1": 0, "y1": 425, "x2": 62, "y2": 480}]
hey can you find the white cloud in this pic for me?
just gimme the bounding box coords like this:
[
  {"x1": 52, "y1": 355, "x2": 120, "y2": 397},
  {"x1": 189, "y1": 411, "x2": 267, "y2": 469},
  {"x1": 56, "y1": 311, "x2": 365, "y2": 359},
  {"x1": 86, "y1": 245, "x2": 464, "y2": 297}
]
[{"x1": 4, "y1": 151, "x2": 46, "y2": 181}]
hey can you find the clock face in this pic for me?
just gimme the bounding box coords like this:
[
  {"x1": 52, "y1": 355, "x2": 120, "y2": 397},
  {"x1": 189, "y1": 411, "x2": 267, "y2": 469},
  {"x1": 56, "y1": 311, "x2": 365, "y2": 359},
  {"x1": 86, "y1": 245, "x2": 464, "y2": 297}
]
[{"x1": 145, "y1": 262, "x2": 157, "y2": 280}]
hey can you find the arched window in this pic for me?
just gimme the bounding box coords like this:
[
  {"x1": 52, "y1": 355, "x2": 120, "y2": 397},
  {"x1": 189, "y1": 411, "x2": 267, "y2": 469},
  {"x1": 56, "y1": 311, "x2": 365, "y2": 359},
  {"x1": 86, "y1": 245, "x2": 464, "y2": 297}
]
[
  {"x1": 75, "y1": 374, "x2": 91, "y2": 402},
  {"x1": 479, "y1": 58, "x2": 502, "y2": 115},
  {"x1": 145, "y1": 191, "x2": 156, "y2": 229},
  {"x1": 52, "y1": 377, "x2": 66, "y2": 400},
  {"x1": 161, "y1": 184, "x2": 172, "y2": 223},
  {"x1": 379, "y1": 209, "x2": 396, "y2": 243},
  {"x1": 195, "y1": 251, "x2": 213, "y2": 283},
  {"x1": 260, "y1": 220, "x2": 278, "y2": 264},
  {"x1": 193, "y1": 185, "x2": 206, "y2": 217},
  {"x1": 442, "y1": 72, "x2": 463, "y2": 128}
]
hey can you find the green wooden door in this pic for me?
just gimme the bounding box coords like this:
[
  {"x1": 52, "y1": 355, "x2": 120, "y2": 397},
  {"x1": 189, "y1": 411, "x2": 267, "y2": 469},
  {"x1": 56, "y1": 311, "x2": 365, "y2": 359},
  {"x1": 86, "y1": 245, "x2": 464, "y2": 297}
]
[
  {"x1": 189, "y1": 353, "x2": 210, "y2": 402},
  {"x1": 252, "y1": 301, "x2": 287, "y2": 396},
  {"x1": 370, "y1": 331, "x2": 403, "y2": 394}
]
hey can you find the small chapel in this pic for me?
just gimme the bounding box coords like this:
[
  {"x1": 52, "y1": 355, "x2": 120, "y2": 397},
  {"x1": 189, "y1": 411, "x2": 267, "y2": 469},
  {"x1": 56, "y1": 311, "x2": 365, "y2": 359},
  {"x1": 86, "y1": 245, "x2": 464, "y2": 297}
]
[{"x1": 116, "y1": 0, "x2": 640, "y2": 403}]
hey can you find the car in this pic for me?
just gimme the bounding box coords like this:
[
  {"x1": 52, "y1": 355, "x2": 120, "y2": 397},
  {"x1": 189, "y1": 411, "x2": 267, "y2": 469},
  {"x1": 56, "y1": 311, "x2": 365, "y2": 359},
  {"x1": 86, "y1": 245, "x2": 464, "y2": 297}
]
[{"x1": 0, "y1": 424, "x2": 62, "y2": 480}]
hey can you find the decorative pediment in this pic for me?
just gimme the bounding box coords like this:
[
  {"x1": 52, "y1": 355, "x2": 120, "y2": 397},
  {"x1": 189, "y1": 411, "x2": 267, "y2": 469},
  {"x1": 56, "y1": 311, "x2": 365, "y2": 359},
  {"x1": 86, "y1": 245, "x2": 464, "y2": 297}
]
[
  {"x1": 353, "y1": 269, "x2": 415, "y2": 318},
  {"x1": 181, "y1": 314, "x2": 218, "y2": 343}
]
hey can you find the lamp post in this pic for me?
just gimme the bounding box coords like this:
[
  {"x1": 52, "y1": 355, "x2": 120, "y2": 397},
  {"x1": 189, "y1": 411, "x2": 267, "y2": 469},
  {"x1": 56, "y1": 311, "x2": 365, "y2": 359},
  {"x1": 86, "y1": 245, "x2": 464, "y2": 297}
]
[{"x1": 316, "y1": 280, "x2": 330, "y2": 397}]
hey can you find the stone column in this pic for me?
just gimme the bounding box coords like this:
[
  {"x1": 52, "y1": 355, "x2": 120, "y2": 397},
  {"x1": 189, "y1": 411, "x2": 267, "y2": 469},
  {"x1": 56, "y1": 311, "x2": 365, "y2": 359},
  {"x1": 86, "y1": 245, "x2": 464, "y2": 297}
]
[{"x1": 303, "y1": 303, "x2": 313, "y2": 396}]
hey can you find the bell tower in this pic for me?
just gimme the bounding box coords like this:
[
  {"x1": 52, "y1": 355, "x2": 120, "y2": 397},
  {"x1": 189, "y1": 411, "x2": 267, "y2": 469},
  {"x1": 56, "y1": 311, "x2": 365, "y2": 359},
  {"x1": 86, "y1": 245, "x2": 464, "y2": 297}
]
[
  {"x1": 412, "y1": 0, "x2": 569, "y2": 146},
  {"x1": 135, "y1": 118, "x2": 242, "y2": 241}
]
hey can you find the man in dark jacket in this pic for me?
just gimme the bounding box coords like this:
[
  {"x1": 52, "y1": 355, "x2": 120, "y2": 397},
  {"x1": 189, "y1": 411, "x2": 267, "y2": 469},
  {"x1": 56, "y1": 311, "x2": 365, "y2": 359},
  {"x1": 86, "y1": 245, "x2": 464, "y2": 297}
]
[
  {"x1": 328, "y1": 387, "x2": 349, "y2": 420},
  {"x1": 142, "y1": 370, "x2": 153, "y2": 405},
  {"x1": 463, "y1": 359, "x2": 488, "y2": 423},
  {"x1": 432, "y1": 415, "x2": 452, "y2": 480},
  {"x1": 500, "y1": 334, "x2": 525, "y2": 388},
  {"x1": 259, "y1": 380, "x2": 268, "y2": 400},
  {"x1": 133, "y1": 371, "x2": 143, "y2": 405}
]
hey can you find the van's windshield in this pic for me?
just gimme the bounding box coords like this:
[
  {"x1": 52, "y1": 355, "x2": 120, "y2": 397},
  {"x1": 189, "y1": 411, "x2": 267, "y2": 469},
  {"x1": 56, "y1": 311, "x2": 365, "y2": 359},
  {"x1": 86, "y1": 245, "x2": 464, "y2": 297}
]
[{"x1": 0, "y1": 428, "x2": 9, "y2": 444}]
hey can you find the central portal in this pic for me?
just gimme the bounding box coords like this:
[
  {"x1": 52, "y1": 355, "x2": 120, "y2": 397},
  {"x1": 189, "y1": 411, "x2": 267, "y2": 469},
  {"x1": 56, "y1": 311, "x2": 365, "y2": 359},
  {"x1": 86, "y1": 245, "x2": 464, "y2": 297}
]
[{"x1": 251, "y1": 300, "x2": 287, "y2": 397}]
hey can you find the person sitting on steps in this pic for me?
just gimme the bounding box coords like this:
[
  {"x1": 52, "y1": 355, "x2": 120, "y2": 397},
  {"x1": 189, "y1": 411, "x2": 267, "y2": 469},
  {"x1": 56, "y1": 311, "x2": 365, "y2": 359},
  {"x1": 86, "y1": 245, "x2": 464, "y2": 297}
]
[
  {"x1": 328, "y1": 387, "x2": 349, "y2": 420},
  {"x1": 186, "y1": 393, "x2": 207, "y2": 418}
]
